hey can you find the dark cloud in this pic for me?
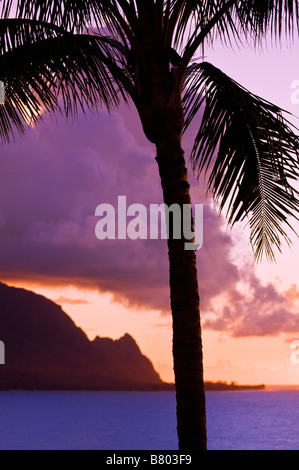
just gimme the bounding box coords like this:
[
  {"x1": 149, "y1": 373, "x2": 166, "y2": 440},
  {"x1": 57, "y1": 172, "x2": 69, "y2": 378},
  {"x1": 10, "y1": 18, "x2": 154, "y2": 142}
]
[{"x1": 0, "y1": 107, "x2": 168, "y2": 311}]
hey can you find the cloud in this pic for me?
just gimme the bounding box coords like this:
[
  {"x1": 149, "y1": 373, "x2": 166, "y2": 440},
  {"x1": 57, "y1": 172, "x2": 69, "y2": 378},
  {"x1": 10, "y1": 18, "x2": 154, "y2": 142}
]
[
  {"x1": 54, "y1": 296, "x2": 91, "y2": 305},
  {"x1": 203, "y1": 270, "x2": 299, "y2": 337},
  {"x1": 0, "y1": 103, "x2": 298, "y2": 338},
  {"x1": 284, "y1": 284, "x2": 299, "y2": 302}
]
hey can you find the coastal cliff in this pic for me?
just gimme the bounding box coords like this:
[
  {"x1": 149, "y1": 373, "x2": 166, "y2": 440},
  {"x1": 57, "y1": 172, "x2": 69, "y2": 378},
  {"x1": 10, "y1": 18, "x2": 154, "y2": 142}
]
[
  {"x1": 0, "y1": 282, "x2": 264, "y2": 392},
  {"x1": 0, "y1": 282, "x2": 165, "y2": 390}
]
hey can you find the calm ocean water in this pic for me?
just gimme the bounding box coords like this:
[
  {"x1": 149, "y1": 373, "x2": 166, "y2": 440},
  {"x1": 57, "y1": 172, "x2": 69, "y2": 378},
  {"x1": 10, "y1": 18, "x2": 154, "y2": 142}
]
[{"x1": 0, "y1": 390, "x2": 299, "y2": 450}]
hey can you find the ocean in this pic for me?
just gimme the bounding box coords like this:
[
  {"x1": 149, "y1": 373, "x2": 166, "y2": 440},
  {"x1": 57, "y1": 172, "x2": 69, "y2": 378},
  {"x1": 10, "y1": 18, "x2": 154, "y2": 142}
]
[{"x1": 0, "y1": 389, "x2": 298, "y2": 450}]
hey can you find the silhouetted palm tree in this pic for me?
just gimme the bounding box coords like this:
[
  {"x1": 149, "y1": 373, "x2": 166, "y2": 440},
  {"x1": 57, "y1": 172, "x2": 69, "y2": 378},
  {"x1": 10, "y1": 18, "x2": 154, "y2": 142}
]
[{"x1": 1, "y1": 1, "x2": 298, "y2": 450}]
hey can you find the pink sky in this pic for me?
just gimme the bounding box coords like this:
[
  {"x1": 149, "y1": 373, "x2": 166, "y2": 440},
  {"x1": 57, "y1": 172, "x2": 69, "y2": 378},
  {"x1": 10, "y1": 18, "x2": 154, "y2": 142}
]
[{"x1": 0, "y1": 35, "x2": 298, "y2": 385}]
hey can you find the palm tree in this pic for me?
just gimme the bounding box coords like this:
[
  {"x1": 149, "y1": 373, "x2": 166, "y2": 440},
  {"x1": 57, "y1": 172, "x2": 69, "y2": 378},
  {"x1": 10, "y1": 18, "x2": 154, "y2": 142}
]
[{"x1": 1, "y1": 0, "x2": 299, "y2": 450}]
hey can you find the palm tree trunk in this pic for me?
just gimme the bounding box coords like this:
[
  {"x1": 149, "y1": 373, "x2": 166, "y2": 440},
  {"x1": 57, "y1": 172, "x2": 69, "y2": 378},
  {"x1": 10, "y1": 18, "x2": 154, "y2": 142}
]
[{"x1": 155, "y1": 131, "x2": 207, "y2": 451}]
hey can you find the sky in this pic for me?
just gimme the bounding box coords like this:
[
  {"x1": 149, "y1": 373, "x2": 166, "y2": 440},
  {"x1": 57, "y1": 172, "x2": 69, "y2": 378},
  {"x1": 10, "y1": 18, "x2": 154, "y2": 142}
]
[{"x1": 0, "y1": 25, "x2": 299, "y2": 386}]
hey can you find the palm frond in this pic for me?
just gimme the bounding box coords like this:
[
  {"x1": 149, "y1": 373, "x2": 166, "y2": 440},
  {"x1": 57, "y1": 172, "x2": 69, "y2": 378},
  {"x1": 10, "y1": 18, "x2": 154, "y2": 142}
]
[
  {"x1": 183, "y1": 61, "x2": 299, "y2": 261},
  {"x1": 0, "y1": 18, "x2": 132, "y2": 142},
  {"x1": 175, "y1": 0, "x2": 239, "y2": 49},
  {"x1": 9, "y1": 0, "x2": 146, "y2": 78},
  {"x1": 8, "y1": 0, "x2": 139, "y2": 40},
  {"x1": 235, "y1": 0, "x2": 299, "y2": 42},
  {"x1": 11, "y1": 0, "x2": 100, "y2": 31},
  {"x1": 174, "y1": 0, "x2": 299, "y2": 79}
]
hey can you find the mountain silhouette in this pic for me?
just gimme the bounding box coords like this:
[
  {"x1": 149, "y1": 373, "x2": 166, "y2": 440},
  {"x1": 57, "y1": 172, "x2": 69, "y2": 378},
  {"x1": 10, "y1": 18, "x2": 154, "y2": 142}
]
[{"x1": 0, "y1": 282, "x2": 170, "y2": 390}]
